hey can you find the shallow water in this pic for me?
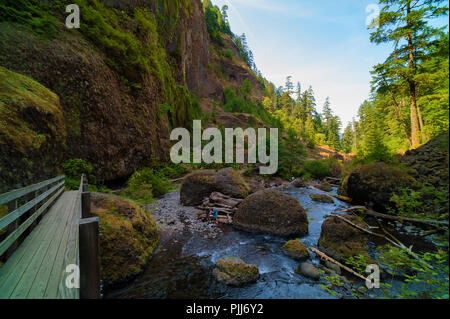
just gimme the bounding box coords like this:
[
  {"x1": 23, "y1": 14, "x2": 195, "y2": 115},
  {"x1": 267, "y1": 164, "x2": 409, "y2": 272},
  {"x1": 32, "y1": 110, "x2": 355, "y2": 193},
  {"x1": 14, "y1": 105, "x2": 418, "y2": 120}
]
[{"x1": 105, "y1": 186, "x2": 356, "y2": 299}]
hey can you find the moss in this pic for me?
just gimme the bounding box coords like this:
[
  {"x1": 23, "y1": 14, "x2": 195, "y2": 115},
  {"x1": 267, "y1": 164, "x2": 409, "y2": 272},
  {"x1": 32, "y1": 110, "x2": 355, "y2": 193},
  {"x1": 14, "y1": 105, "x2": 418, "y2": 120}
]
[
  {"x1": 0, "y1": 66, "x2": 65, "y2": 154},
  {"x1": 0, "y1": 66, "x2": 66, "y2": 192},
  {"x1": 91, "y1": 193, "x2": 159, "y2": 287}
]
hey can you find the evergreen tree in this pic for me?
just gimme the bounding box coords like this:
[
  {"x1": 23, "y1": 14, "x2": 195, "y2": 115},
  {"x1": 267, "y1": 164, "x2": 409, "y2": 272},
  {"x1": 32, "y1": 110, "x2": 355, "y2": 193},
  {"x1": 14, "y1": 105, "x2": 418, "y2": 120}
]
[{"x1": 370, "y1": 0, "x2": 448, "y2": 148}]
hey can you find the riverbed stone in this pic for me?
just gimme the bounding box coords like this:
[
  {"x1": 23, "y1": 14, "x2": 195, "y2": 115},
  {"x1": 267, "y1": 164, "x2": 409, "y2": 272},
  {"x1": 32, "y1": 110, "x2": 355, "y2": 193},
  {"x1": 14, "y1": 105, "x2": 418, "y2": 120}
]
[
  {"x1": 180, "y1": 167, "x2": 250, "y2": 206},
  {"x1": 296, "y1": 262, "x2": 320, "y2": 280},
  {"x1": 281, "y1": 240, "x2": 310, "y2": 261},
  {"x1": 213, "y1": 257, "x2": 259, "y2": 286},
  {"x1": 310, "y1": 194, "x2": 334, "y2": 204},
  {"x1": 233, "y1": 189, "x2": 308, "y2": 237}
]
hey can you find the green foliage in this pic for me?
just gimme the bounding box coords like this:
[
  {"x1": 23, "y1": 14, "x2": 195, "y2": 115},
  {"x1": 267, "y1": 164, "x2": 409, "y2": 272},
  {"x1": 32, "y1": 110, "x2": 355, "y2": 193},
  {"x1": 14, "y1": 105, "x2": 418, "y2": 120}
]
[
  {"x1": 303, "y1": 160, "x2": 332, "y2": 179},
  {"x1": 223, "y1": 86, "x2": 281, "y2": 128},
  {"x1": 389, "y1": 184, "x2": 449, "y2": 219},
  {"x1": 63, "y1": 158, "x2": 96, "y2": 189},
  {"x1": 203, "y1": 0, "x2": 232, "y2": 43},
  {"x1": 377, "y1": 246, "x2": 449, "y2": 299},
  {"x1": 219, "y1": 48, "x2": 234, "y2": 60},
  {"x1": 123, "y1": 168, "x2": 172, "y2": 203},
  {"x1": 366, "y1": 0, "x2": 449, "y2": 151},
  {"x1": 278, "y1": 131, "x2": 307, "y2": 179},
  {"x1": 0, "y1": 0, "x2": 58, "y2": 38}
]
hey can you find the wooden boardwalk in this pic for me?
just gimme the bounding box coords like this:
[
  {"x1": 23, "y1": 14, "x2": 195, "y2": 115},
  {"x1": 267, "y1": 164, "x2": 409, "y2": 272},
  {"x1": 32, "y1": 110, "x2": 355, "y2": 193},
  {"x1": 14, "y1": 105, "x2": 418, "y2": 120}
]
[{"x1": 0, "y1": 175, "x2": 100, "y2": 299}]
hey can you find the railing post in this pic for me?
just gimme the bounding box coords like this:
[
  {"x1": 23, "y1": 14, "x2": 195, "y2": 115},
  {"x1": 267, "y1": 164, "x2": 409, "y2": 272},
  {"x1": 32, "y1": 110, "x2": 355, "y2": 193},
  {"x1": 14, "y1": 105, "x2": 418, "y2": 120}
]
[
  {"x1": 79, "y1": 217, "x2": 101, "y2": 299},
  {"x1": 81, "y1": 192, "x2": 91, "y2": 219},
  {"x1": 82, "y1": 174, "x2": 89, "y2": 192}
]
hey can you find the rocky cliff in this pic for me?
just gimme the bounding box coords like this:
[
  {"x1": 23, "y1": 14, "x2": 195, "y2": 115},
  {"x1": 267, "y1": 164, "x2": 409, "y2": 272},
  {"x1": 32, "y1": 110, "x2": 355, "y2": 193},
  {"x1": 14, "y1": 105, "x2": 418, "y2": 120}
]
[{"x1": 0, "y1": 0, "x2": 263, "y2": 190}]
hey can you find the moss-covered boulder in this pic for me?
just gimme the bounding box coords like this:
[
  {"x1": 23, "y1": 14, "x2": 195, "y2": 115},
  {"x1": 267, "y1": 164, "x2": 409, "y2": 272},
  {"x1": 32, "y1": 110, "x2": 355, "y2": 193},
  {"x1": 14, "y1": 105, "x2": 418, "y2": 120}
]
[
  {"x1": 91, "y1": 192, "x2": 159, "y2": 287},
  {"x1": 345, "y1": 162, "x2": 418, "y2": 212},
  {"x1": 281, "y1": 240, "x2": 310, "y2": 261},
  {"x1": 318, "y1": 214, "x2": 369, "y2": 263},
  {"x1": 292, "y1": 178, "x2": 306, "y2": 188},
  {"x1": 213, "y1": 257, "x2": 259, "y2": 286},
  {"x1": 310, "y1": 194, "x2": 334, "y2": 204},
  {"x1": 233, "y1": 189, "x2": 308, "y2": 237},
  {"x1": 0, "y1": 66, "x2": 66, "y2": 192},
  {"x1": 317, "y1": 182, "x2": 333, "y2": 192},
  {"x1": 180, "y1": 167, "x2": 250, "y2": 205}
]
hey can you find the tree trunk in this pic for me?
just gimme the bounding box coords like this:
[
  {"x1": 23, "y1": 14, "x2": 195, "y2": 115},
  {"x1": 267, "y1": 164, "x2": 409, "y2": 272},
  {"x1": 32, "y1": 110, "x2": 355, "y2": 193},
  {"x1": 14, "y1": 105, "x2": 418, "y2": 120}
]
[
  {"x1": 390, "y1": 92, "x2": 412, "y2": 147},
  {"x1": 407, "y1": 3, "x2": 420, "y2": 149}
]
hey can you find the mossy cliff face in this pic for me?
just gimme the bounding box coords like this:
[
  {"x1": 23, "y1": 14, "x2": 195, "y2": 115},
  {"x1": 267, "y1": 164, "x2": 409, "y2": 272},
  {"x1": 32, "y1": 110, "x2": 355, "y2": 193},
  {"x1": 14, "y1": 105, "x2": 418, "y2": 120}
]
[
  {"x1": 0, "y1": 66, "x2": 66, "y2": 192},
  {"x1": 0, "y1": 0, "x2": 210, "y2": 186},
  {"x1": 90, "y1": 192, "x2": 159, "y2": 288}
]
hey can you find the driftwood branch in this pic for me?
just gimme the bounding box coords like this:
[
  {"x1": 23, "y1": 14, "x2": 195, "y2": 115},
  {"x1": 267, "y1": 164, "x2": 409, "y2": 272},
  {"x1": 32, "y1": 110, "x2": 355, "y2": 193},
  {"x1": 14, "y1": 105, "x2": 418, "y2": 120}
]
[
  {"x1": 309, "y1": 247, "x2": 368, "y2": 281},
  {"x1": 339, "y1": 206, "x2": 449, "y2": 226},
  {"x1": 331, "y1": 213, "x2": 433, "y2": 269}
]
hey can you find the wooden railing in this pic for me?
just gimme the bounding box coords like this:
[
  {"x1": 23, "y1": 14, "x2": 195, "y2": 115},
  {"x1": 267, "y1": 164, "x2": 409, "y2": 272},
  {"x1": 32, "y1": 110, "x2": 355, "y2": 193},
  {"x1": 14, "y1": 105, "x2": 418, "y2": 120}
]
[
  {"x1": 0, "y1": 176, "x2": 65, "y2": 259},
  {"x1": 78, "y1": 174, "x2": 101, "y2": 299}
]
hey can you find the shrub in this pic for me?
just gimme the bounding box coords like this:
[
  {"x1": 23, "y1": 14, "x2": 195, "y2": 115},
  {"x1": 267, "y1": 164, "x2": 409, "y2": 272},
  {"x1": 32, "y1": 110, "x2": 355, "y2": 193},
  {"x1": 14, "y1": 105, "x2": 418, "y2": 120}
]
[
  {"x1": 0, "y1": 0, "x2": 58, "y2": 38},
  {"x1": 303, "y1": 160, "x2": 331, "y2": 179},
  {"x1": 123, "y1": 168, "x2": 171, "y2": 203},
  {"x1": 63, "y1": 158, "x2": 96, "y2": 189},
  {"x1": 220, "y1": 49, "x2": 234, "y2": 59}
]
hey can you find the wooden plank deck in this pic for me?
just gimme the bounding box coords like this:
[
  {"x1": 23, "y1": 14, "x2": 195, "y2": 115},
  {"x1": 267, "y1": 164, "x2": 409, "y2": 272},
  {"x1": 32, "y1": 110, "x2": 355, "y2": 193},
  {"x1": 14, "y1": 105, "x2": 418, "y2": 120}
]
[{"x1": 0, "y1": 191, "x2": 80, "y2": 299}]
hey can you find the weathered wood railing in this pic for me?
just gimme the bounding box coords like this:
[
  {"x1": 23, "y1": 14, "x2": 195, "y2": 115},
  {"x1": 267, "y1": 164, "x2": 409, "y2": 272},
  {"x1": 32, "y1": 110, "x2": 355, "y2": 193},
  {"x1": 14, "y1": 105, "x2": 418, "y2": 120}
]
[
  {"x1": 78, "y1": 174, "x2": 101, "y2": 299},
  {"x1": 0, "y1": 176, "x2": 65, "y2": 259}
]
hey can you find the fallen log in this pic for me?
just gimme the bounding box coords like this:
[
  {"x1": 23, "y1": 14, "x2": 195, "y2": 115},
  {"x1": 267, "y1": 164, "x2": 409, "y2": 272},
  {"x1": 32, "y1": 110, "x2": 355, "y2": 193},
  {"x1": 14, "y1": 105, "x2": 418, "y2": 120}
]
[
  {"x1": 325, "y1": 177, "x2": 341, "y2": 182},
  {"x1": 339, "y1": 206, "x2": 449, "y2": 226},
  {"x1": 307, "y1": 186, "x2": 353, "y2": 204},
  {"x1": 309, "y1": 247, "x2": 368, "y2": 281}
]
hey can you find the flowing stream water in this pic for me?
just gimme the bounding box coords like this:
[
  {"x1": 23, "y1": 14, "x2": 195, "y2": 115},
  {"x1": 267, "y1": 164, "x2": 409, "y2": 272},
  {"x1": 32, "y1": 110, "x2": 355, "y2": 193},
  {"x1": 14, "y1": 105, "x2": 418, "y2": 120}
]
[
  {"x1": 104, "y1": 185, "x2": 438, "y2": 299},
  {"x1": 105, "y1": 186, "x2": 356, "y2": 299}
]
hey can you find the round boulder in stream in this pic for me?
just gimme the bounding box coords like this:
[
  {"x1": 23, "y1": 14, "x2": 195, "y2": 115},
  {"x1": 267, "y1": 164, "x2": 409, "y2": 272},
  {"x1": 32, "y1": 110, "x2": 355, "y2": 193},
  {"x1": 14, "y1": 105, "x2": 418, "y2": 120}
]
[
  {"x1": 180, "y1": 167, "x2": 250, "y2": 206},
  {"x1": 213, "y1": 257, "x2": 260, "y2": 286},
  {"x1": 282, "y1": 240, "x2": 310, "y2": 261},
  {"x1": 233, "y1": 189, "x2": 308, "y2": 237},
  {"x1": 318, "y1": 214, "x2": 370, "y2": 263}
]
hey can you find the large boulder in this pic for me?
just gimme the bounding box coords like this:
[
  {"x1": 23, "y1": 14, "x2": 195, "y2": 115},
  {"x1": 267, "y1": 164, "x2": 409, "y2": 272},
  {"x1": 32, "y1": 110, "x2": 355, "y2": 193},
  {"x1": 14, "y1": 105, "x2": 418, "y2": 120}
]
[
  {"x1": 213, "y1": 257, "x2": 259, "y2": 286},
  {"x1": 91, "y1": 193, "x2": 159, "y2": 288},
  {"x1": 318, "y1": 214, "x2": 369, "y2": 263},
  {"x1": 345, "y1": 162, "x2": 418, "y2": 212},
  {"x1": 233, "y1": 189, "x2": 308, "y2": 237},
  {"x1": 180, "y1": 167, "x2": 250, "y2": 206},
  {"x1": 282, "y1": 240, "x2": 310, "y2": 261}
]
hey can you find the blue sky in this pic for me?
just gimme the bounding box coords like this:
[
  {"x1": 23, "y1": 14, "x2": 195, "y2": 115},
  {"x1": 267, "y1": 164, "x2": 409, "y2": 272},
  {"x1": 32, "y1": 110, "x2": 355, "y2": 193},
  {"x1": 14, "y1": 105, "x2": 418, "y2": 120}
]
[{"x1": 211, "y1": 0, "x2": 448, "y2": 128}]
